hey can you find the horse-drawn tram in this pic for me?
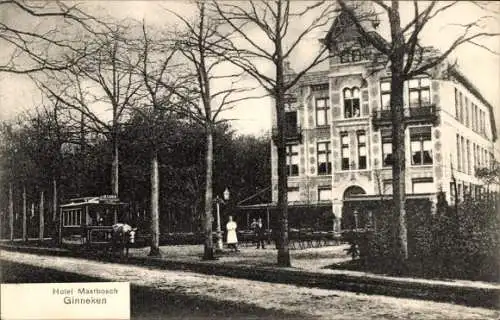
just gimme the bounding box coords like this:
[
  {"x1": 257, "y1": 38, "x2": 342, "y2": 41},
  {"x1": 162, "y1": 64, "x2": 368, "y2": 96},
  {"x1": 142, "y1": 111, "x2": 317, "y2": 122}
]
[{"x1": 58, "y1": 195, "x2": 130, "y2": 251}]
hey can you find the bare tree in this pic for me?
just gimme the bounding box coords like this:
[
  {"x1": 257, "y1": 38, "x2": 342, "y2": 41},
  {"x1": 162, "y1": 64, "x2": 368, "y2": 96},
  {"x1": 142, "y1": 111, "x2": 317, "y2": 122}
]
[
  {"x1": 166, "y1": 1, "x2": 258, "y2": 260},
  {"x1": 133, "y1": 21, "x2": 184, "y2": 256},
  {"x1": 337, "y1": 0, "x2": 500, "y2": 263},
  {"x1": 0, "y1": 0, "x2": 107, "y2": 74},
  {"x1": 212, "y1": 0, "x2": 336, "y2": 266},
  {"x1": 35, "y1": 23, "x2": 143, "y2": 198}
]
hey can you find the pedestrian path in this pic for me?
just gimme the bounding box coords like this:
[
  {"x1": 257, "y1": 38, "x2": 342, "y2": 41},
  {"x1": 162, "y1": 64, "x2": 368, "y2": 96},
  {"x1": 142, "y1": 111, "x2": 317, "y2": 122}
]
[{"x1": 1, "y1": 250, "x2": 498, "y2": 319}]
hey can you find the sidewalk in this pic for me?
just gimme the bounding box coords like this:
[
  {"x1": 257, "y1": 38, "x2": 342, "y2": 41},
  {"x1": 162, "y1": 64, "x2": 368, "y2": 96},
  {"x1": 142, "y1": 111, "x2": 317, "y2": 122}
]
[
  {"x1": 1, "y1": 249, "x2": 499, "y2": 320},
  {"x1": 1, "y1": 242, "x2": 499, "y2": 309}
]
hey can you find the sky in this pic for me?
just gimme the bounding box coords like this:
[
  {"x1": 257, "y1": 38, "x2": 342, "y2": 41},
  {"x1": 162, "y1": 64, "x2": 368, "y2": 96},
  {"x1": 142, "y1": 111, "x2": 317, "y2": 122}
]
[{"x1": 0, "y1": 1, "x2": 499, "y2": 144}]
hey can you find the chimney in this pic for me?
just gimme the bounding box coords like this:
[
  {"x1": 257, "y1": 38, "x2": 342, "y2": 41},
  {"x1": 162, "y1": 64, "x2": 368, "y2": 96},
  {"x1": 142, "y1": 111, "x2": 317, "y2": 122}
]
[{"x1": 284, "y1": 60, "x2": 294, "y2": 74}]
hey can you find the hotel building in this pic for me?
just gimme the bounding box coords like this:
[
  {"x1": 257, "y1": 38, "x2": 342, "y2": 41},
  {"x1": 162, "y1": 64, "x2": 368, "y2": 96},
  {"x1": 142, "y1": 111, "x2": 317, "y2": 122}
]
[{"x1": 269, "y1": 12, "x2": 497, "y2": 225}]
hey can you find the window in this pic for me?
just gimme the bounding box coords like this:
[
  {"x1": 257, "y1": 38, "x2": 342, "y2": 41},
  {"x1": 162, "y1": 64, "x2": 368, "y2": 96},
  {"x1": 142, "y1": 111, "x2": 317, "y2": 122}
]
[
  {"x1": 341, "y1": 132, "x2": 350, "y2": 170},
  {"x1": 480, "y1": 110, "x2": 485, "y2": 134},
  {"x1": 340, "y1": 49, "x2": 363, "y2": 63},
  {"x1": 456, "y1": 134, "x2": 461, "y2": 172},
  {"x1": 357, "y1": 131, "x2": 367, "y2": 169},
  {"x1": 476, "y1": 145, "x2": 480, "y2": 169},
  {"x1": 287, "y1": 187, "x2": 300, "y2": 202},
  {"x1": 381, "y1": 129, "x2": 392, "y2": 167},
  {"x1": 317, "y1": 142, "x2": 332, "y2": 175},
  {"x1": 466, "y1": 140, "x2": 471, "y2": 174},
  {"x1": 475, "y1": 104, "x2": 479, "y2": 131},
  {"x1": 475, "y1": 185, "x2": 481, "y2": 199},
  {"x1": 450, "y1": 182, "x2": 456, "y2": 203},
  {"x1": 461, "y1": 136, "x2": 465, "y2": 172},
  {"x1": 454, "y1": 88, "x2": 459, "y2": 119},
  {"x1": 412, "y1": 178, "x2": 435, "y2": 194},
  {"x1": 63, "y1": 209, "x2": 82, "y2": 227},
  {"x1": 286, "y1": 144, "x2": 299, "y2": 176},
  {"x1": 410, "y1": 127, "x2": 432, "y2": 165},
  {"x1": 380, "y1": 81, "x2": 391, "y2": 110},
  {"x1": 340, "y1": 50, "x2": 351, "y2": 63},
  {"x1": 351, "y1": 49, "x2": 361, "y2": 62},
  {"x1": 285, "y1": 111, "x2": 298, "y2": 135},
  {"x1": 408, "y1": 77, "x2": 430, "y2": 108},
  {"x1": 473, "y1": 143, "x2": 477, "y2": 172},
  {"x1": 465, "y1": 97, "x2": 469, "y2": 127},
  {"x1": 311, "y1": 83, "x2": 329, "y2": 92},
  {"x1": 472, "y1": 104, "x2": 477, "y2": 131},
  {"x1": 481, "y1": 148, "x2": 486, "y2": 168},
  {"x1": 479, "y1": 110, "x2": 483, "y2": 133},
  {"x1": 318, "y1": 186, "x2": 332, "y2": 201},
  {"x1": 459, "y1": 92, "x2": 463, "y2": 123},
  {"x1": 343, "y1": 87, "x2": 361, "y2": 118},
  {"x1": 315, "y1": 97, "x2": 330, "y2": 126}
]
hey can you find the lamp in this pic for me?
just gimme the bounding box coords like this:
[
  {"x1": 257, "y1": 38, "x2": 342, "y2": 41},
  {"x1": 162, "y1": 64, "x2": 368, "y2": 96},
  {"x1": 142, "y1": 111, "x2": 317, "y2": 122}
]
[{"x1": 215, "y1": 187, "x2": 230, "y2": 251}]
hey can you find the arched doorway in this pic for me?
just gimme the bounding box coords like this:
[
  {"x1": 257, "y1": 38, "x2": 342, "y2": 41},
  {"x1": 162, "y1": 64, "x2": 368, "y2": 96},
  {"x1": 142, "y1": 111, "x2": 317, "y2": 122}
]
[
  {"x1": 343, "y1": 186, "x2": 366, "y2": 199},
  {"x1": 342, "y1": 186, "x2": 366, "y2": 230}
]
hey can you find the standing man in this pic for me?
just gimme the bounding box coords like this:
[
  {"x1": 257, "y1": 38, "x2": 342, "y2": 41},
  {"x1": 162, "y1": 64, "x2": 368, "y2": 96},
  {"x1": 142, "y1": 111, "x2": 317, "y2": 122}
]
[
  {"x1": 250, "y1": 218, "x2": 258, "y2": 246},
  {"x1": 256, "y1": 217, "x2": 266, "y2": 249}
]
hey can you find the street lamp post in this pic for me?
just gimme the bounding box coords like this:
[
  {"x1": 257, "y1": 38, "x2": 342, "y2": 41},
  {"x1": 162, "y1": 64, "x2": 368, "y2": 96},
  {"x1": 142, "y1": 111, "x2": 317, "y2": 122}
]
[{"x1": 215, "y1": 188, "x2": 230, "y2": 251}]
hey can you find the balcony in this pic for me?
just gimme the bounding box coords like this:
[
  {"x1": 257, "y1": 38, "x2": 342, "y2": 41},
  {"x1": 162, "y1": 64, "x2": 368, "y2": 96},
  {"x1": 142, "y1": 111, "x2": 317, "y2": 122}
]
[
  {"x1": 272, "y1": 125, "x2": 303, "y2": 143},
  {"x1": 372, "y1": 105, "x2": 439, "y2": 129}
]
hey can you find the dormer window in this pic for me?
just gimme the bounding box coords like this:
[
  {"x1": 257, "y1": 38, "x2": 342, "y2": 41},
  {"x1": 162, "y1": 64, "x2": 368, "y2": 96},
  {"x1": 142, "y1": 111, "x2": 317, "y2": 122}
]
[
  {"x1": 340, "y1": 49, "x2": 363, "y2": 63},
  {"x1": 351, "y1": 49, "x2": 361, "y2": 62},
  {"x1": 340, "y1": 50, "x2": 351, "y2": 63},
  {"x1": 343, "y1": 87, "x2": 361, "y2": 118}
]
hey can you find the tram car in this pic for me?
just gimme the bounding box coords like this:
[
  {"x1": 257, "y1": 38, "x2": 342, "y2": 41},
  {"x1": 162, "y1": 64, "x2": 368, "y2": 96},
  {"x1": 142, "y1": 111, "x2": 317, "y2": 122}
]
[{"x1": 58, "y1": 195, "x2": 147, "y2": 251}]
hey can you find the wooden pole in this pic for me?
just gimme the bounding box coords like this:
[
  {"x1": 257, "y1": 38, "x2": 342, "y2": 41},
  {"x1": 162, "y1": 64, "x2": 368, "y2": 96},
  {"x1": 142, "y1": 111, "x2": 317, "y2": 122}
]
[
  {"x1": 39, "y1": 191, "x2": 44, "y2": 241},
  {"x1": 266, "y1": 207, "x2": 270, "y2": 230},
  {"x1": 9, "y1": 183, "x2": 13, "y2": 241},
  {"x1": 22, "y1": 186, "x2": 27, "y2": 241},
  {"x1": 52, "y1": 179, "x2": 57, "y2": 222}
]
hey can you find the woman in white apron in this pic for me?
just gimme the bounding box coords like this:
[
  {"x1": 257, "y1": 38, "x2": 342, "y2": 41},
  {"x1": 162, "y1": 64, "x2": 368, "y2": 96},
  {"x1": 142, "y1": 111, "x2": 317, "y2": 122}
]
[{"x1": 226, "y1": 216, "x2": 239, "y2": 252}]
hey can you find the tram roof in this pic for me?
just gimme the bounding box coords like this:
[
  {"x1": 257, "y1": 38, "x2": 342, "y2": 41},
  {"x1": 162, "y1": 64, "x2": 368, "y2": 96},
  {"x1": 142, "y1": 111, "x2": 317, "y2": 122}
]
[{"x1": 60, "y1": 195, "x2": 126, "y2": 208}]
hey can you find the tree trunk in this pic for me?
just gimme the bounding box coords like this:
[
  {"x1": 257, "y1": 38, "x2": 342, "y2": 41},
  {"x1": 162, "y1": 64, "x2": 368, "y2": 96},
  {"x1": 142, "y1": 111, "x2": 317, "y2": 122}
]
[
  {"x1": 149, "y1": 150, "x2": 161, "y2": 256},
  {"x1": 52, "y1": 179, "x2": 57, "y2": 222},
  {"x1": 9, "y1": 183, "x2": 14, "y2": 241},
  {"x1": 203, "y1": 126, "x2": 215, "y2": 260},
  {"x1": 276, "y1": 83, "x2": 291, "y2": 267},
  {"x1": 390, "y1": 61, "x2": 408, "y2": 264},
  {"x1": 52, "y1": 178, "x2": 58, "y2": 240},
  {"x1": 275, "y1": 10, "x2": 291, "y2": 265},
  {"x1": 111, "y1": 138, "x2": 119, "y2": 197},
  {"x1": 79, "y1": 111, "x2": 85, "y2": 196},
  {"x1": 22, "y1": 186, "x2": 27, "y2": 242},
  {"x1": 388, "y1": 1, "x2": 408, "y2": 266},
  {"x1": 39, "y1": 191, "x2": 45, "y2": 241}
]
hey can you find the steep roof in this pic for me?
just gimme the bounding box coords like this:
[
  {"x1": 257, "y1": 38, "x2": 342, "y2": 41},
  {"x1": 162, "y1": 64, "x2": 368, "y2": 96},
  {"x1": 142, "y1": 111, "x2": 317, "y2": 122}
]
[
  {"x1": 320, "y1": 9, "x2": 497, "y2": 142},
  {"x1": 448, "y1": 66, "x2": 497, "y2": 142}
]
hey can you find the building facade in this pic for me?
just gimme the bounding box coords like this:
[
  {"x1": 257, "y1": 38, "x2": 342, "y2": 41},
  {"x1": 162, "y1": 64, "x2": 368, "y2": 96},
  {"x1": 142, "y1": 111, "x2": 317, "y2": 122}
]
[{"x1": 269, "y1": 12, "x2": 497, "y2": 225}]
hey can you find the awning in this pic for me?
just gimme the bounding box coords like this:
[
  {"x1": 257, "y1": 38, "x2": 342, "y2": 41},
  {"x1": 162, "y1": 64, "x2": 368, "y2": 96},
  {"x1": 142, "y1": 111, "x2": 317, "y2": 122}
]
[{"x1": 237, "y1": 201, "x2": 333, "y2": 210}]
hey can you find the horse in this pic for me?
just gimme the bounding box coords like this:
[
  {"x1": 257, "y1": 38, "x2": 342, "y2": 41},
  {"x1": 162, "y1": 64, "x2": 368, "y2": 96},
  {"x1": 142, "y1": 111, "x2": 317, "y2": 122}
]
[{"x1": 110, "y1": 223, "x2": 137, "y2": 258}]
